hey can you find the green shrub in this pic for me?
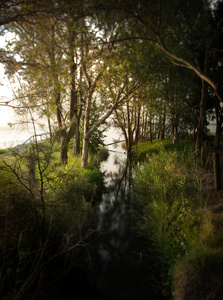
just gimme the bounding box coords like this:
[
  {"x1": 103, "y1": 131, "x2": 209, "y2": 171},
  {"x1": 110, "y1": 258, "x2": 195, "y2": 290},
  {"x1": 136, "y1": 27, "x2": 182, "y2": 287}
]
[
  {"x1": 0, "y1": 148, "x2": 10, "y2": 155},
  {"x1": 88, "y1": 146, "x2": 109, "y2": 168},
  {"x1": 0, "y1": 151, "x2": 103, "y2": 299}
]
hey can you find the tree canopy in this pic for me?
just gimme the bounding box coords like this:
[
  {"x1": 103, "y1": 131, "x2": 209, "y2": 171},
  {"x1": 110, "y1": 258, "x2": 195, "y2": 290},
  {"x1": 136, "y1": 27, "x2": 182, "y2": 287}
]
[{"x1": 0, "y1": 0, "x2": 223, "y2": 165}]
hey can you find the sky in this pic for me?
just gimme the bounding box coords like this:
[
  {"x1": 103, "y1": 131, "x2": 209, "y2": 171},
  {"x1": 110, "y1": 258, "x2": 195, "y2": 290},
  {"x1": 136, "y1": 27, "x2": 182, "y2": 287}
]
[
  {"x1": 0, "y1": 64, "x2": 13, "y2": 127},
  {"x1": 0, "y1": 55, "x2": 37, "y2": 148},
  {"x1": 0, "y1": 34, "x2": 15, "y2": 126}
]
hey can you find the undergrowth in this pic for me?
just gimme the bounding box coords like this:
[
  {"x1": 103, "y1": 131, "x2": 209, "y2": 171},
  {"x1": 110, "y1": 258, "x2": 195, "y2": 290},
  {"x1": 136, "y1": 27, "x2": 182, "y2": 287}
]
[
  {"x1": 0, "y1": 141, "x2": 104, "y2": 299},
  {"x1": 132, "y1": 139, "x2": 214, "y2": 299},
  {"x1": 132, "y1": 139, "x2": 194, "y2": 162}
]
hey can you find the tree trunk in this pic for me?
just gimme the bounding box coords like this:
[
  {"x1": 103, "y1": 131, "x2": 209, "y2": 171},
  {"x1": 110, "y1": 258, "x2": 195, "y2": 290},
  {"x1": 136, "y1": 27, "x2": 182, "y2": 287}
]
[
  {"x1": 81, "y1": 90, "x2": 91, "y2": 167},
  {"x1": 160, "y1": 111, "x2": 165, "y2": 140},
  {"x1": 214, "y1": 101, "x2": 223, "y2": 149},
  {"x1": 29, "y1": 145, "x2": 35, "y2": 188},
  {"x1": 149, "y1": 110, "x2": 153, "y2": 143},
  {"x1": 127, "y1": 101, "x2": 133, "y2": 158},
  {"x1": 81, "y1": 136, "x2": 89, "y2": 168},
  {"x1": 74, "y1": 118, "x2": 81, "y2": 155},
  {"x1": 196, "y1": 79, "x2": 208, "y2": 151},
  {"x1": 144, "y1": 111, "x2": 148, "y2": 142},
  {"x1": 157, "y1": 37, "x2": 223, "y2": 104},
  {"x1": 171, "y1": 116, "x2": 178, "y2": 144},
  {"x1": 193, "y1": 109, "x2": 197, "y2": 143},
  {"x1": 47, "y1": 117, "x2": 52, "y2": 141},
  {"x1": 196, "y1": 42, "x2": 209, "y2": 152},
  {"x1": 215, "y1": 126, "x2": 222, "y2": 149},
  {"x1": 213, "y1": 152, "x2": 221, "y2": 191},
  {"x1": 134, "y1": 103, "x2": 141, "y2": 145},
  {"x1": 60, "y1": 134, "x2": 68, "y2": 164}
]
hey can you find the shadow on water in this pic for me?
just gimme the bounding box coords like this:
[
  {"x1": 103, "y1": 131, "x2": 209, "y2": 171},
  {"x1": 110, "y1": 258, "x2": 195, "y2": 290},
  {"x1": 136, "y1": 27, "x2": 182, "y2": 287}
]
[
  {"x1": 86, "y1": 148, "x2": 157, "y2": 300},
  {"x1": 58, "y1": 147, "x2": 163, "y2": 300}
]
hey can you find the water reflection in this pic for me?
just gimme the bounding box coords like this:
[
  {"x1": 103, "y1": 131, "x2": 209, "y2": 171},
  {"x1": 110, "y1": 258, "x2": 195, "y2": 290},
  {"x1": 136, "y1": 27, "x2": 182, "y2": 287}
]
[{"x1": 92, "y1": 148, "x2": 147, "y2": 300}]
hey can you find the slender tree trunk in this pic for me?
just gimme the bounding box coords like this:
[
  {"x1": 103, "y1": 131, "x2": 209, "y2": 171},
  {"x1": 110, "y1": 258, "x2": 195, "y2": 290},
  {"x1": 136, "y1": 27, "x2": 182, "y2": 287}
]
[
  {"x1": 60, "y1": 134, "x2": 68, "y2": 164},
  {"x1": 81, "y1": 91, "x2": 92, "y2": 167},
  {"x1": 213, "y1": 152, "x2": 221, "y2": 190},
  {"x1": 81, "y1": 136, "x2": 89, "y2": 167},
  {"x1": 158, "y1": 115, "x2": 161, "y2": 140},
  {"x1": 214, "y1": 101, "x2": 223, "y2": 149},
  {"x1": 196, "y1": 44, "x2": 209, "y2": 152},
  {"x1": 127, "y1": 101, "x2": 133, "y2": 157},
  {"x1": 171, "y1": 116, "x2": 179, "y2": 144},
  {"x1": 170, "y1": 117, "x2": 174, "y2": 142},
  {"x1": 149, "y1": 110, "x2": 153, "y2": 143},
  {"x1": 47, "y1": 117, "x2": 52, "y2": 141},
  {"x1": 196, "y1": 79, "x2": 208, "y2": 151},
  {"x1": 193, "y1": 109, "x2": 197, "y2": 142},
  {"x1": 74, "y1": 118, "x2": 81, "y2": 154},
  {"x1": 157, "y1": 36, "x2": 223, "y2": 104},
  {"x1": 144, "y1": 111, "x2": 148, "y2": 142},
  {"x1": 73, "y1": 83, "x2": 83, "y2": 155},
  {"x1": 160, "y1": 111, "x2": 165, "y2": 140},
  {"x1": 134, "y1": 103, "x2": 141, "y2": 145}
]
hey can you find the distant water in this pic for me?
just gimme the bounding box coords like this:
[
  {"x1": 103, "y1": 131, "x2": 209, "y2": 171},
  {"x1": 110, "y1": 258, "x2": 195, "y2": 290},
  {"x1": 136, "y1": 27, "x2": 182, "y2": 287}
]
[
  {"x1": 0, "y1": 125, "x2": 122, "y2": 150},
  {"x1": 0, "y1": 123, "x2": 216, "y2": 150},
  {"x1": 0, "y1": 126, "x2": 46, "y2": 149}
]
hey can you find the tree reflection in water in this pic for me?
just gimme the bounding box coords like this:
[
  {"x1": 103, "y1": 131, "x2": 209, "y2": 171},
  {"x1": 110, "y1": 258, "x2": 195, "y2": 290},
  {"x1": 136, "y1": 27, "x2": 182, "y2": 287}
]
[{"x1": 90, "y1": 147, "x2": 150, "y2": 300}]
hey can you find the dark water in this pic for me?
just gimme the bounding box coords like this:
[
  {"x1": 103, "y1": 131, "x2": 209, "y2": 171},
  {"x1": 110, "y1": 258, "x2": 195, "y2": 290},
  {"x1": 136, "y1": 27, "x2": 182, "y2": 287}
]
[
  {"x1": 57, "y1": 146, "x2": 163, "y2": 300},
  {"x1": 87, "y1": 148, "x2": 152, "y2": 300}
]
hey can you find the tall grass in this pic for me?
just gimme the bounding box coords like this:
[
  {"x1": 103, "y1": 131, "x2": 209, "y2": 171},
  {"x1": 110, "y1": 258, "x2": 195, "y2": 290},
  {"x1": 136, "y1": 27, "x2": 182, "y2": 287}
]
[{"x1": 133, "y1": 142, "x2": 202, "y2": 298}]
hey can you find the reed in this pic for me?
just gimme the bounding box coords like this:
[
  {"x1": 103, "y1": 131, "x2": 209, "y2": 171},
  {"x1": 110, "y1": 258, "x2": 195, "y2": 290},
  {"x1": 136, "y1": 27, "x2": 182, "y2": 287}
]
[{"x1": 133, "y1": 143, "x2": 202, "y2": 298}]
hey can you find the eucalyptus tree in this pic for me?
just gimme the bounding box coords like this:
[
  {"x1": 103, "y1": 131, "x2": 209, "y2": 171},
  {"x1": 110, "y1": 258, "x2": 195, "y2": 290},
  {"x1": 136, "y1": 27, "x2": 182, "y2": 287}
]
[
  {"x1": 80, "y1": 40, "x2": 141, "y2": 166},
  {"x1": 77, "y1": 9, "x2": 144, "y2": 167},
  {"x1": 3, "y1": 1, "x2": 89, "y2": 164},
  {"x1": 97, "y1": 0, "x2": 223, "y2": 150},
  {"x1": 97, "y1": 0, "x2": 222, "y2": 100},
  {"x1": 7, "y1": 14, "x2": 70, "y2": 163},
  {"x1": 113, "y1": 91, "x2": 146, "y2": 157}
]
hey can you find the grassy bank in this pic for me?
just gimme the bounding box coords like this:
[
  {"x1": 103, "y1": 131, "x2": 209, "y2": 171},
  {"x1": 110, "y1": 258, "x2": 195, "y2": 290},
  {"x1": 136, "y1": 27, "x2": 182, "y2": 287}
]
[
  {"x1": 0, "y1": 141, "x2": 107, "y2": 299},
  {"x1": 133, "y1": 139, "x2": 223, "y2": 299}
]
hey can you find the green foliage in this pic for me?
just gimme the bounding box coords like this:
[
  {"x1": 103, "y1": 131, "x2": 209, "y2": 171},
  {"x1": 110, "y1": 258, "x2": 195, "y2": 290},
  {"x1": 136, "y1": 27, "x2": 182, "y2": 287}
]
[
  {"x1": 0, "y1": 146, "x2": 103, "y2": 299},
  {"x1": 132, "y1": 139, "x2": 194, "y2": 162},
  {"x1": 88, "y1": 146, "x2": 109, "y2": 169},
  {"x1": 46, "y1": 161, "x2": 103, "y2": 205},
  {"x1": 133, "y1": 143, "x2": 201, "y2": 298},
  {"x1": 0, "y1": 148, "x2": 10, "y2": 155}
]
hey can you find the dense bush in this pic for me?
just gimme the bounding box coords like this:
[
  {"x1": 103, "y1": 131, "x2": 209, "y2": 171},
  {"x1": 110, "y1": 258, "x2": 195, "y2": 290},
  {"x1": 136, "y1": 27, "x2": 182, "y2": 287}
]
[{"x1": 0, "y1": 144, "x2": 104, "y2": 299}]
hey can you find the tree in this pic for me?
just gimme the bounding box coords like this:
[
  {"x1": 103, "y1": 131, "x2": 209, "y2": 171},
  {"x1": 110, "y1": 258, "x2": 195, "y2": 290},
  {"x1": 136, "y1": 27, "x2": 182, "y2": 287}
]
[
  {"x1": 3, "y1": 2, "x2": 88, "y2": 164},
  {"x1": 80, "y1": 47, "x2": 140, "y2": 166},
  {"x1": 98, "y1": 0, "x2": 222, "y2": 148}
]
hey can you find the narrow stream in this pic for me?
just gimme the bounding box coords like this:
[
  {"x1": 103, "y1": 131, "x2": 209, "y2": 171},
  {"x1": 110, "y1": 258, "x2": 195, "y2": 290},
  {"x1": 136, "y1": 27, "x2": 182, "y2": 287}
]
[
  {"x1": 58, "y1": 142, "x2": 160, "y2": 300},
  {"x1": 89, "y1": 144, "x2": 151, "y2": 300}
]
